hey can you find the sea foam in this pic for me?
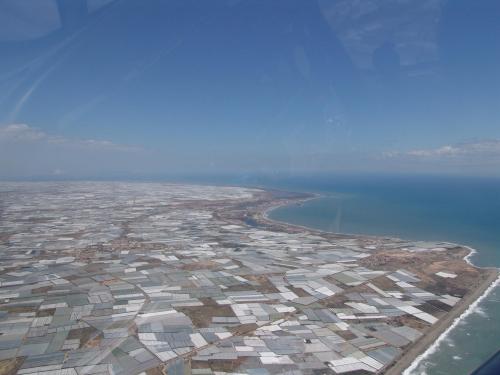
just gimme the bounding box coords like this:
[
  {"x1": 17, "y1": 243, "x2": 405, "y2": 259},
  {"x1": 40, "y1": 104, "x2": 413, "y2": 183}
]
[
  {"x1": 403, "y1": 272, "x2": 500, "y2": 375},
  {"x1": 463, "y1": 245, "x2": 478, "y2": 265}
]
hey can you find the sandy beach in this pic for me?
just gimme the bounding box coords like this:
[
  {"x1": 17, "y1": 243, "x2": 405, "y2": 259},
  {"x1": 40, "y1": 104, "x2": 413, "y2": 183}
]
[{"x1": 388, "y1": 269, "x2": 500, "y2": 375}]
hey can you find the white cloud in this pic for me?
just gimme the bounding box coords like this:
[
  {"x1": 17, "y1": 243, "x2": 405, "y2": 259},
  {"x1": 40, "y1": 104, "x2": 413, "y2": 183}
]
[
  {"x1": 406, "y1": 145, "x2": 460, "y2": 157},
  {"x1": 0, "y1": 123, "x2": 45, "y2": 141},
  {"x1": 0, "y1": 123, "x2": 140, "y2": 152},
  {"x1": 0, "y1": 123, "x2": 146, "y2": 178},
  {"x1": 400, "y1": 140, "x2": 500, "y2": 159},
  {"x1": 381, "y1": 140, "x2": 500, "y2": 175}
]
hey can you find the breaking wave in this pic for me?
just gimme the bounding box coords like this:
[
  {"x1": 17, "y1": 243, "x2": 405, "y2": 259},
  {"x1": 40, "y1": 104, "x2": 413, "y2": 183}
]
[
  {"x1": 402, "y1": 273, "x2": 500, "y2": 375},
  {"x1": 474, "y1": 306, "x2": 488, "y2": 318}
]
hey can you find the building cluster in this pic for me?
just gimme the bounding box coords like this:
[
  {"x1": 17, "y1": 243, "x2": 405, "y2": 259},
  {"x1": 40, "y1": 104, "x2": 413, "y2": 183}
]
[{"x1": 0, "y1": 182, "x2": 464, "y2": 375}]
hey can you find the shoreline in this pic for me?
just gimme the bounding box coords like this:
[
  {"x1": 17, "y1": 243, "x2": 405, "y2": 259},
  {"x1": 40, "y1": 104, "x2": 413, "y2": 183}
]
[
  {"x1": 463, "y1": 245, "x2": 478, "y2": 265},
  {"x1": 261, "y1": 194, "x2": 321, "y2": 221},
  {"x1": 259, "y1": 191, "x2": 500, "y2": 375},
  {"x1": 393, "y1": 270, "x2": 499, "y2": 375},
  {"x1": 261, "y1": 194, "x2": 408, "y2": 242}
]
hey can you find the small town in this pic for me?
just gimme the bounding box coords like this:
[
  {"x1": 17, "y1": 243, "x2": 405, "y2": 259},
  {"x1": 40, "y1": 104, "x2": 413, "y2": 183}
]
[{"x1": 0, "y1": 182, "x2": 488, "y2": 375}]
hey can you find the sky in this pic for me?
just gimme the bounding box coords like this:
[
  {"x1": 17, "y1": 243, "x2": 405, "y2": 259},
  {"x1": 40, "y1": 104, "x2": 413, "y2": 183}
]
[{"x1": 0, "y1": 0, "x2": 499, "y2": 179}]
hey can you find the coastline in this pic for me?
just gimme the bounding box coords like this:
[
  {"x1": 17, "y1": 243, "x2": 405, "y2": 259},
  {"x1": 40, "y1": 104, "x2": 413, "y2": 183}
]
[
  {"x1": 261, "y1": 193, "x2": 321, "y2": 221},
  {"x1": 392, "y1": 270, "x2": 499, "y2": 375},
  {"x1": 463, "y1": 245, "x2": 478, "y2": 265},
  {"x1": 259, "y1": 193, "x2": 402, "y2": 242},
  {"x1": 260, "y1": 191, "x2": 500, "y2": 375}
]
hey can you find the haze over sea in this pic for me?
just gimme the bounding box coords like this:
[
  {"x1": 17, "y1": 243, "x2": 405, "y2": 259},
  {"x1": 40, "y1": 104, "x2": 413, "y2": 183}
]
[{"x1": 257, "y1": 174, "x2": 500, "y2": 375}]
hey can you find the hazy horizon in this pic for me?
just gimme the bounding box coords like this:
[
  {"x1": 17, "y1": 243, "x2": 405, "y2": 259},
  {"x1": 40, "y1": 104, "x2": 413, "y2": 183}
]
[{"x1": 1, "y1": 0, "x2": 499, "y2": 178}]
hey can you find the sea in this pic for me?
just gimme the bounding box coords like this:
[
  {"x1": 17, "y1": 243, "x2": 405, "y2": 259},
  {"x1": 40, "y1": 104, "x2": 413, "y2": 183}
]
[
  {"x1": 175, "y1": 173, "x2": 500, "y2": 374},
  {"x1": 102, "y1": 172, "x2": 500, "y2": 373},
  {"x1": 257, "y1": 173, "x2": 500, "y2": 375}
]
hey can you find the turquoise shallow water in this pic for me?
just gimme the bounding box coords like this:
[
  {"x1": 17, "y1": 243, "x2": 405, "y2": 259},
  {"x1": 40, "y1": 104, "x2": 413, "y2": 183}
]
[{"x1": 262, "y1": 174, "x2": 500, "y2": 375}]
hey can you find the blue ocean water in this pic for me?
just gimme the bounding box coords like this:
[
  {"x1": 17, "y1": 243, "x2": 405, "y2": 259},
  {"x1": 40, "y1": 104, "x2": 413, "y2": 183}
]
[
  {"x1": 260, "y1": 174, "x2": 500, "y2": 375},
  {"x1": 146, "y1": 172, "x2": 500, "y2": 373}
]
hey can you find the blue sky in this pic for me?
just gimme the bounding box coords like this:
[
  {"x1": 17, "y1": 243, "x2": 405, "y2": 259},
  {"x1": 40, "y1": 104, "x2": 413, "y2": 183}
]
[{"x1": 1, "y1": 0, "x2": 499, "y2": 178}]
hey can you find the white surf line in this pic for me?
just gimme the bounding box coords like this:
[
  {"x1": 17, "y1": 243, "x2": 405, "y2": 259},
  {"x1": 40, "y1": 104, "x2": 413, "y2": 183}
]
[
  {"x1": 403, "y1": 273, "x2": 500, "y2": 375},
  {"x1": 437, "y1": 242, "x2": 478, "y2": 266},
  {"x1": 463, "y1": 245, "x2": 478, "y2": 266}
]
